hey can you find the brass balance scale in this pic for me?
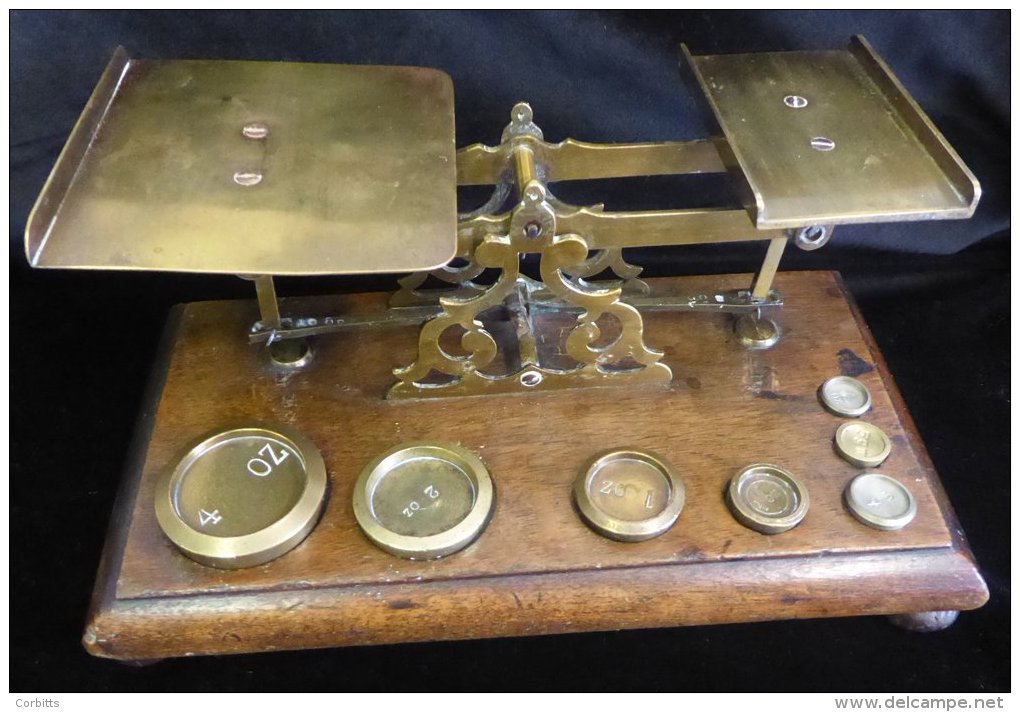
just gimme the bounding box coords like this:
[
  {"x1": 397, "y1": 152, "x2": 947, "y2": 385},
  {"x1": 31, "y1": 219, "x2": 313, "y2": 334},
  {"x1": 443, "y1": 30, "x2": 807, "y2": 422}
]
[{"x1": 25, "y1": 36, "x2": 988, "y2": 661}]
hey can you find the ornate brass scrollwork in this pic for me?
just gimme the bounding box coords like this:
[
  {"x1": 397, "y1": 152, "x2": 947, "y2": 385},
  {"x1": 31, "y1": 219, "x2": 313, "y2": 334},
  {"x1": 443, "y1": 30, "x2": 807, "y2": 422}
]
[
  {"x1": 563, "y1": 247, "x2": 650, "y2": 295},
  {"x1": 389, "y1": 174, "x2": 671, "y2": 399},
  {"x1": 389, "y1": 253, "x2": 487, "y2": 307}
]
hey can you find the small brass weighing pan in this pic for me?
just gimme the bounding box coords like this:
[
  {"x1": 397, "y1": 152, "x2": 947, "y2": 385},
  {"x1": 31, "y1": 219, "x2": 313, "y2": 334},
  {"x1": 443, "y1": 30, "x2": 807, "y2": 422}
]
[
  {"x1": 574, "y1": 449, "x2": 685, "y2": 542},
  {"x1": 25, "y1": 48, "x2": 457, "y2": 275},
  {"x1": 683, "y1": 36, "x2": 980, "y2": 229},
  {"x1": 155, "y1": 426, "x2": 327, "y2": 569},
  {"x1": 353, "y1": 442, "x2": 494, "y2": 560}
]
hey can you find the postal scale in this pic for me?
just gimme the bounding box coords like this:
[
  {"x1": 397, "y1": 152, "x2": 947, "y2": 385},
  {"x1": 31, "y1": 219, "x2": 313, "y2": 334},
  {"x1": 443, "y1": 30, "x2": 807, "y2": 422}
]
[{"x1": 24, "y1": 36, "x2": 988, "y2": 661}]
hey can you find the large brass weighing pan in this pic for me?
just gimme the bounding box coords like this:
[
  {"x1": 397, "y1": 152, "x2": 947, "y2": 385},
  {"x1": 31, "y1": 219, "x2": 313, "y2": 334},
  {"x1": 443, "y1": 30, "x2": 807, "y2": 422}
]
[{"x1": 24, "y1": 49, "x2": 458, "y2": 276}]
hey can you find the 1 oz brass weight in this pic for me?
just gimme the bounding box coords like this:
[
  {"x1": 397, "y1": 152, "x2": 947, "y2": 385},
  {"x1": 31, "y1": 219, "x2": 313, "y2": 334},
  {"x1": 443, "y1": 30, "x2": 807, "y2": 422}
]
[{"x1": 573, "y1": 449, "x2": 686, "y2": 542}]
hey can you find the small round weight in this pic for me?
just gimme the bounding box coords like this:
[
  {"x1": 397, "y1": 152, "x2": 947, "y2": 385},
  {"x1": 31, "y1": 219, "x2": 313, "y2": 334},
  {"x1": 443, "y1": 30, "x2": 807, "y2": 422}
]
[
  {"x1": 818, "y1": 376, "x2": 872, "y2": 417},
  {"x1": 727, "y1": 463, "x2": 809, "y2": 534},
  {"x1": 155, "y1": 426, "x2": 327, "y2": 569},
  {"x1": 353, "y1": 442, "x2": 494, "y2": 559},
  {"x1": 844, "y1": 473, "x2": 917, "y2": 531},
  {"x1": 574, "y1": 449, "x2": 685, "y2": 542},
  {"x1": 834, "y1": 422, "x2": 892, "y2": 468}
]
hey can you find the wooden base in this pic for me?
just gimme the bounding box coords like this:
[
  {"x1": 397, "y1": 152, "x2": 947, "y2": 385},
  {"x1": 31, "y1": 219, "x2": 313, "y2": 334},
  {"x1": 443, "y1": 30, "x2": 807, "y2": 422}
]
[{"x1": 84, "y1": 272, "x2": 987, "y2": 660}]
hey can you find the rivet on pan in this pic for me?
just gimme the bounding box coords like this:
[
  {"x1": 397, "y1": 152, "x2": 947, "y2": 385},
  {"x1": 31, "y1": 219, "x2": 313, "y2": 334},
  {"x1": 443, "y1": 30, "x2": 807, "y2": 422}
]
[
  {"x1": 811, "y1": 136, "x2": 836, "y2": 152},
  {"x1": 242, "y1": 122, "x2": 269, "y2": 139},
  {"x1": 233, "y1": 171, "x2": 263, "y2": 186}
]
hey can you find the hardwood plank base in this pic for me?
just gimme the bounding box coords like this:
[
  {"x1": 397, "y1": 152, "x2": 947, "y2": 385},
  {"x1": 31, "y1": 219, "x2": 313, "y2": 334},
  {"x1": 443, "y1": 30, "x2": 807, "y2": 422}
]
[{"x1": 84, "y1": 272, "x2": 987, "y2": 660}]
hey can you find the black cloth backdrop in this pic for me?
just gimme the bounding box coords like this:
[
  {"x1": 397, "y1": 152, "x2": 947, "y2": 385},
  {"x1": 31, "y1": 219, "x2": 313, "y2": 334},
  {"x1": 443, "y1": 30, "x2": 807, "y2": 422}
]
[{"x1": 10, "y1": 10, "x2": 1009, "y2": 691}]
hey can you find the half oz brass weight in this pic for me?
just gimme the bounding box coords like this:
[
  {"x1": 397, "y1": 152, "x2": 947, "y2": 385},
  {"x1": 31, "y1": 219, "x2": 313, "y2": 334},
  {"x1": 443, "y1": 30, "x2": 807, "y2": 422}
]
[
  {"x1": 155, "y1": 426, "x2": 327, "y2": 569},
  {"x1": 353, "y1": 442, "x2": 495, "y2": 560},
  {"x1": 726, "y1": 463, "x2": 809, "y2": 534}
]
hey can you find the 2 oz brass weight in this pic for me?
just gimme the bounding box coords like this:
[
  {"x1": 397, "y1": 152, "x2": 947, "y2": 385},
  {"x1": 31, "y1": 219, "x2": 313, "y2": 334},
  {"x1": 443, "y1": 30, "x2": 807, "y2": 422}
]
[{"x1": 353, "y1": 442, "x2": 495, "y2": 559}]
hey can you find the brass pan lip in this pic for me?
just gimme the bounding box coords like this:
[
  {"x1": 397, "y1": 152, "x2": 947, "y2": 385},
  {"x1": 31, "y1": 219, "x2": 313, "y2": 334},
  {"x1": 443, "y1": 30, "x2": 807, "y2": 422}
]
[
  {"x1": 726, "y1": 462, "x2": 809, "y2": 535},
  {"x1": 352, "y1": 441, "x2": 494, "y2": 560},
  {"x1": 154, "y1": 425, "x2": 327, "y2": 569},
  {"x1": 573, "y1": 448, "x2": 685, "y2": 542}
]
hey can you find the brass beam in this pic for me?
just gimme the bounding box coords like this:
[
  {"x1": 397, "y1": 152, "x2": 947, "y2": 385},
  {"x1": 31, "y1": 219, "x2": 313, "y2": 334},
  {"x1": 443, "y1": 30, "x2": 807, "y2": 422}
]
[
  {"x1": 543, "y1": 138, "x2": 727, "y2": 183},
  {"x1": 457, "y1": 208, "x2": 784, "y2": 252},
  {"x1": 457, "y1": 138, "x2": 727, "y2": 186}
]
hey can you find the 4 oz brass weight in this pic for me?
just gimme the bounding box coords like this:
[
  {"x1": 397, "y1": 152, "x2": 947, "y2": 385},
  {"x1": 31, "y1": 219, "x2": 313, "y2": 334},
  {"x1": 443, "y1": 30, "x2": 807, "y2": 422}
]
[{"x1": 155, "y1": 426, "x2": 327, "y2": 569}]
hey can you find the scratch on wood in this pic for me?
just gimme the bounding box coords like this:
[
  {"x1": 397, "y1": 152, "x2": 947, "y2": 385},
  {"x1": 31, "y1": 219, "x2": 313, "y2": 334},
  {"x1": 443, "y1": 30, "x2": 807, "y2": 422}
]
[
  {"x1": 386, "y1": 599, "x2": 421, "y2": 610},
  {"x1": 756, "y1": 390, "x2": 803, "y2": 402}
]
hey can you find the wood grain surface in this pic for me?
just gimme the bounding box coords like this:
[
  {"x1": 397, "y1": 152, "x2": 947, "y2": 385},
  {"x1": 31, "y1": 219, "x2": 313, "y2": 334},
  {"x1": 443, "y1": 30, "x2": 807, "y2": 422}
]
[{"x1": 84, "y1": 272, "x2": 988, "y2": 659}]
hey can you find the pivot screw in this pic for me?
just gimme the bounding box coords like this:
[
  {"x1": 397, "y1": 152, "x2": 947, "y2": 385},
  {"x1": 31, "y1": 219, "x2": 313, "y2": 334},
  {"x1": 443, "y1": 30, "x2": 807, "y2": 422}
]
[{"x1": 520, "y1": 370, "x2": 543, "y2": 387}]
